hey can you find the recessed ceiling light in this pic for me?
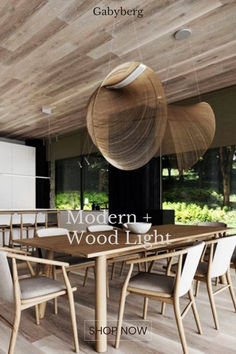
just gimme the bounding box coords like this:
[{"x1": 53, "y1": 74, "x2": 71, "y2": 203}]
[
  {"x1": 174, "y1": 28, "x2": 192, "y2": 40},
  {"x1": 42, "y1": 106, "x2": 52, "y2": 115}
]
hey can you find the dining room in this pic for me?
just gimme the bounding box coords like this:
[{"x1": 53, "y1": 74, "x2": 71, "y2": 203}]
[{"x1": 0, "y1": 1, "x2": 236, "y2": 354}]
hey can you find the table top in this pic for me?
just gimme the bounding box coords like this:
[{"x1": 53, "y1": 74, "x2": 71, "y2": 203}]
[{"x1": 14, "y1": 224, "x2": 235, "y2": 259}]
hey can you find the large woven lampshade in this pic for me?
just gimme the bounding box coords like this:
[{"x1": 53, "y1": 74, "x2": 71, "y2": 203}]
[
  {"x1": 86, "y1": 62, "x2": 167, "y2": 170},
  {"x1": 87, "y1": 62, "x2": 215, "y2": 171}
]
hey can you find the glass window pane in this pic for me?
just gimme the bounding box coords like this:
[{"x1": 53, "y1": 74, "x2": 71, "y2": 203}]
[
  {"x1": 162, "y1": 147, "x2": 236, "y2": 227},
  {"x1": 83, "y1": 154, "x2": 109, "y2": 210},
  {"x1": 55, "y1": 157, "x2": 81, "y2": 210}
]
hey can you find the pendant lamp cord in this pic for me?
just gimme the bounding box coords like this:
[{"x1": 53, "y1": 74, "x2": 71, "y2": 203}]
[{"x1": 188, "y1": 39, "x2": 202, "y2": 103}]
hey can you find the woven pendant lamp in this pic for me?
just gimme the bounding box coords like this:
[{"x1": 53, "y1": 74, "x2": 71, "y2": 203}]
[
  {"x1": 159, "y1": 103, "x2": 216, "y2": 171},
  {"x1": 87, "y1": 62, "x2": 215, "y2": 171},
  {"x1": 86, "y1": 62, "x2": 167, "y2": 170}
]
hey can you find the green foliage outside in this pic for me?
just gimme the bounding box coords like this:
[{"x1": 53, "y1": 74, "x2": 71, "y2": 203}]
[
  {"x1": 163, "y1": 161, "x2": 236, "y2": 227},
  {"x1": 56, "y1": 192, "x2": 80, "y2": 210},
  {"x1": 56, "y1": 191, "x2": 108, "y2": 210},
  {"x1": 163, "y1": 186, "x2": 223, "y2": 205},
  {"x1": 163, "y1": 201, "x2": 236, "y2": 227}
]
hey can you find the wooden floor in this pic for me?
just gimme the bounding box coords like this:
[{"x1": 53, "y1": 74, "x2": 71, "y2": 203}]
[{"x1": 0, "y1": 262, "x2": 236, "y2": 354}]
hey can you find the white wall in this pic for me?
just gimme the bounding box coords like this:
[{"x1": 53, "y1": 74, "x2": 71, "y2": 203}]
[{"x1": 0, "y1": 141, "x2": 36, "y2": 209}]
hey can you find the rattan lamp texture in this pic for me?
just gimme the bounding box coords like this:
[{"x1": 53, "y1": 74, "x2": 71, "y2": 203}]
[
  {"x1": 161, "y1": 103, "x2": 216, "y2": 171},
  {"x1": 86, "y1": 62, "x2": 215, "y2": 171},
  {"x1": 87, "y1": 62, "x2": 167, "y2": 170}
]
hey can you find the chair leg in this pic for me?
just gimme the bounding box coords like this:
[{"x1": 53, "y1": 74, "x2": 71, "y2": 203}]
[
  {"x1": 115, "y1": 290, "x2": 128, "y2": 349},
  {"x1": 149, "y1": 260, "x2": 155, "y2": 273},
  {"x1": 35, "y1": 305, "x2": 40, "y2": 325},
  {"x1": 120, "y1": 261, "x2": 125, "y2": 277},
  {"x1": 67, "y1": 291, "x2": 79, "y2": 353},
  {"x1": 83, "y1": 267, "x2": 89, "y2": 287},
  {"x1": 195, "y1": 280, "x2": 200, "y2": 297},
  {"x1": 111, "y1": 263, "x2": 115, "y2": 280},
  {"x1": 226, "y1": 269, "x2": 236, "y2": 312},
  {"x1": 166, "y1": 257, "x2": 173, "y2": 276},
  {"x1": 53, "y1": 268, "x2": 58, "y2": 314},
  {"x1": 173, "y1": 298, "x2": 188, "y2": 354},
  {"x1": 9, "y1": 306, "x2": 21, "y2": 354},
  {"x1": 188, "y1": 287, "x2": 202, "y2": 334},
  {"x1": 206, "y1": 277, "x2": 219, "y2": 330},
  {"x1": 2, "y1": 229, "x2": 5, "y2": 247},
  {"x1": 143, "y1": 297, "x2": 148, "y2": 320},
  {"x1": 144, "y1": 253, "x2": 148, "y2": 272},
  {"x1": 106, "y1": 272, "x2": 110, "y2": 298},
  {"x1": 161, "y1": 302, "x2": 166, "y2": 315}
]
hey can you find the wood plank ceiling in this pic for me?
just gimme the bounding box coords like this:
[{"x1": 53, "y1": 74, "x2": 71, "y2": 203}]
[{"x1": 0, "y1": 0, "x2": 235, "y2": 139}]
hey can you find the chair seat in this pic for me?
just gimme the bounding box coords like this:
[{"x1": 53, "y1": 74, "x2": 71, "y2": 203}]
[
  {"x1": 57, "y1": 256, "x2": 94, "y2": 266},
  {"x1": 128, "y1": 272, "x2": 175, "y2": 297},
  {"x1": 20, "y1": 276, "x2": 66, "y2": 300},
  {"x1": 22, "y1": 223, "x2": 35, "y2": 227}
]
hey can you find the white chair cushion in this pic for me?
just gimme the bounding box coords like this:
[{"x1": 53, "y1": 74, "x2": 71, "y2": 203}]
[
  {"x1": 87, "y1": 225, "x2": 113, "y2": 232},
  {"x1": 37, "y1": 228, "x2": 69, "y2": 237},
  {"x1": 128, "y1": 272, "x2": 175, "y2": 297},
  {"x1": 20, "y1": 276, "x2": 66, "y2": 300}
]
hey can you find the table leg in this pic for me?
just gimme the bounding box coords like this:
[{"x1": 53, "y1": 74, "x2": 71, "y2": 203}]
[
  {"x1": 39, "y1": 250, "x2": 54, "y2": 319},
  {"x1": 95, "y1": 255, "x2": 107, "y2": 353}
]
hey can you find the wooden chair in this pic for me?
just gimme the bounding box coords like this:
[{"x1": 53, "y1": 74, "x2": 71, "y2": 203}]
[
  {"x1": 35, "y1": 211, "x2": 47, "y2": 233},
  {"x1": 115, "y1": 242, "x2": 205, "y2": 354},
  {"x1": 20, "y1": 213, "x2": 37, "y2": 250},
  {"x1": 0, "y1": 213, "x2": 12, "y2": 246},
  {"x1": 194, "y1": 235, "x2": 236, "y2": 330},
  {"x1": 34, "y1": 210, "x2": 60, "y2": 236},
  {"x1": 195, "y1": 221, "x2": 227, "y2": 295},
  {"x1": 0, "y1": 247, "x2": 79, "y2": 354},
  {"x1": 9, "y1": 213, "x2": 21, "y2": 247},
  {"x1": 37, "y1": 228, "x2": 95, "y2": 292}
]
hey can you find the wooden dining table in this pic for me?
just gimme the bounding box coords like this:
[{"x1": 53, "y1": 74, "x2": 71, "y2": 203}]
[{"x1": 14, "y1": 224, "x2": 235, "y2": 353}]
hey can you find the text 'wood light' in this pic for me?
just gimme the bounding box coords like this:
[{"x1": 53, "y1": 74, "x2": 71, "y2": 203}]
[{"x1": 86, "y1": 62, "x2": 215, "y2": 171}]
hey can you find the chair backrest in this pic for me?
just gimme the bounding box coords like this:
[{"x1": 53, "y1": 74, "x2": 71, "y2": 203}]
[
  {"x1": 37, "y1": 227, "x2": 69, "y2": 237},
  {"x1": 12, "y1": 213, "x2": 21, "y2": 225},
  {"x1": 197, "y1": 221, "x2": 226, "y2": 227},
  {"x1": 0, "y1": 214, "x2": 11, "y2": 226},
  {"x1": 87, "y1": 225, "x2": 114, "y2": 232},
  {"x1": 177, "y1": 242, "x2": 205, "y2": 297},
  {"x1": 21, "y1": 213, "x2": 36, "y2": 224},
  {"x1": 36, "y1": 212, "x2": 46, "y2": 224},
  {"x1": 0, "y1": 251, "x2": 14, "y2": 303},
  {"x1": 210, "y1": 235, "x2": 236, "y2": 278}
]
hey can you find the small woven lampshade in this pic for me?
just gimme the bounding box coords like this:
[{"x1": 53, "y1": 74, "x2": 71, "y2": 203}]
[
  {"x1": 86, "y1": 62, "x2": 167, "y2": 170},
  {"x1": 160, "y1": 103, "x2": 216, "y2": 171}
]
